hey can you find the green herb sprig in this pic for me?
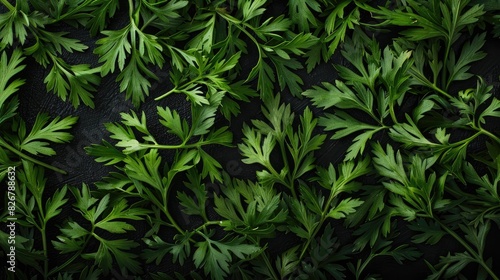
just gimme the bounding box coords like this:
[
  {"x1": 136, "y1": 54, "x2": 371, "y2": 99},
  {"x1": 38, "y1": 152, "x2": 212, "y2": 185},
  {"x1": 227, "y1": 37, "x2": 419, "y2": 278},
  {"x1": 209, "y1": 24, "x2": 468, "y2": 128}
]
[{"x1": 2, "y1": 0, "x2": 500, "y2": 279}]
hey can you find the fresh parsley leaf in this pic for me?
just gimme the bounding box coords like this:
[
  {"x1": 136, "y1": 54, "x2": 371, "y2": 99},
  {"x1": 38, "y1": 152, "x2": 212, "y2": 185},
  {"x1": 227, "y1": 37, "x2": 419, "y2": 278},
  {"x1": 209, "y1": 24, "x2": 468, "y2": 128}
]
[
  {"x1": 56, "y1": 184, "x2": 148, "y2": 275},
  {"x1": 86, "y1": 0, "x2": 121, "y2": 36},
  {"x1": 288, "y1": 0, "x2": 321, "y2": 32},
  {"x1": 214, "y1": 173, "x2": 287, "y2": 237},
  {"x1": 0, "y1": 48, "x2": 25, "y2": 106},
  {"x1": 193, "y1": 234, "x2": 259, "y2": 280},
  {"x1": 44, "y1": 57, "x2": 100, "y2": 108},
  {"x1": 17, "y1": 113, "x2": 78, "y2": 156},
  {"x1": 327, "y1": 198, "x2": 364, "y2": 219}
]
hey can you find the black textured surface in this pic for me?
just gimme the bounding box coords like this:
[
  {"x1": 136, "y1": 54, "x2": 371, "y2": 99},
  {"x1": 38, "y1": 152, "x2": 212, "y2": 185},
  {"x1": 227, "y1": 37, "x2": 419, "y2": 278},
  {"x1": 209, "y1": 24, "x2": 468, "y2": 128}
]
[{"x1": 9, "y1": 2, "x2": 500, "y2": 279}]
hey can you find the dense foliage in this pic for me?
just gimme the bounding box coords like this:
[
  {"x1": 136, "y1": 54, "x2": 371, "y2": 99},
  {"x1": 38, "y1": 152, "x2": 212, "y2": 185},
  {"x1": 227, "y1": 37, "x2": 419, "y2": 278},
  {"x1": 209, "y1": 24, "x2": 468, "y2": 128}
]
[{"x1": 1, "y1": 0, "x2": 500, "y2": 279}]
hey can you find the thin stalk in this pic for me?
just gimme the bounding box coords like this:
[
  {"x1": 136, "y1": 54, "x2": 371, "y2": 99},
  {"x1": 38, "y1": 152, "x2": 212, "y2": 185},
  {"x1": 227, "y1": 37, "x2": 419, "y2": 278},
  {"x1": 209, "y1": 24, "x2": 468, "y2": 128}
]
[
  {"x1": 161, "y1": 179, "x2": 185, "y2": 235},
  {"x1": 51, "y1": 0, "x2": 96, "y2": 22},
  {"x1": 409, "y1": 67, "x2": 452, "y2": 99},
  {"x1": 218, "y1": 12, "x2": 264, "y2": 83},
  {"x1": 298, "y1": 214, "x2": 325, "y2": 261},
  {"x1": 436, "y1": 219, "x2": 499, "y2": 280},
  {"x1": 0, "y1": 0, "x2": 14, "y2": 10},
  {"x1": 355, "y1": 254, "x2": 375, "y2": 280},
  {"x1": 0, "y1": 138, "x2": 67, "y2": 174},
  {"x1": 41, "y1": 227, "x2": 48, "y2": 279},
  {"x1": 192, "y1": 221, "x2": 231, "y2": 243},
  {"x1": 141, "y1": 15, "x2": 159, "y2": 31},
  {"x1": 155, "y1": 76, "x2": 204, "y2": 101},
  {"x1": 432, "y1": 84, "x2": 452, "y2": 99},
  {"x1": 479, "y1": 129, "x2": 500, "y2": 145},
  {"x1": 34, "y1": 195, "x2": 48, "y2": 279},
  {"x1": 389, "y1": 104, "x2": 398, "y2": 124},
  {"x1": 245, "y1": 157, "x2": 292, "y2": 197},
  {"x1": 367, "y1": 110, "x2": 383, "y2": 126},
  {"x1": 201, "y1": 209, "x2": 209, "y2": 224},
  {"x1": 298, "y1": 184, "x2": 343, "y2": 260},
  {"x1": 441, "y1": 39, "x2": 452, "y2": 91},
  {"x1": 289, "y1": 180, "x2": 297, "y2": 198},
  {"x1": 143, "y1": 186, "x2": 194, "y2": 242},
  {"x1": 438, "y1": 131, "x2": 481, "y2": 152},
  {"x1": 136, "y1": 139, "x2": 231, "y2": 151},
  {"x1": 155, "y1": 87, "x2": 179, "y2": 100},
  {"x1": 163, "y1": 204, "x2": 185, "y2": 234},
  {"x1": 128, "y1": 0, "x2": 134, "y2": 19},
  {"x1": 138, "y1": 142, "x2": 199, "y2": 150},
  {"x1": 47, "y1": 236, "x2": 90, "y2": 276},
  {"x1": 278, "y1": 139, "x2": 296, "y2": 198},
  {"x1": 441, "y1": 49, "x2": 449, "y2": 90},
  {"x1": 290, "y1": 161, "x2": 304, "y2": 200},
  {"x1": 265, "y1": 162, "x2": 293, "y2": 197},
  {"x1": 243, "y1": 234, "x2": 279, "y2": 279},
  {"x1": 262, "y1": 252, "x2": 280, "y2": 280},
  {"x1": 444, "y1": 6, "x2": 460, "y2": 90}
]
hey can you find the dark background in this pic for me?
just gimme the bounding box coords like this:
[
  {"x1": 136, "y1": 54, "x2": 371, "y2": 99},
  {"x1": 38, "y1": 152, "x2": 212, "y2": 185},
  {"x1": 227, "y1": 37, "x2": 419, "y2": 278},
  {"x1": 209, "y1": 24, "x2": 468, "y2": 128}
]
[{"x1": 6, "y1": 0, "x2": 500, "y2": 279}]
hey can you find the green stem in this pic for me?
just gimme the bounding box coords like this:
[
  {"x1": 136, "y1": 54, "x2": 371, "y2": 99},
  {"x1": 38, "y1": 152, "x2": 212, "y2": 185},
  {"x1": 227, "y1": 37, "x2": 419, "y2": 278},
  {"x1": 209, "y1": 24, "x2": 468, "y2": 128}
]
[
  {"x1": 410, "y1": 67, "x2": 452, "y2": 99},
  {"x1": 444, "y1": 7, "x2": 460, "y2": 89},
  {"x1": 278, "y1": 139, "x2": 296, "y2": 198},
  {"x1": 455, "y1": 132, "x2": 482, "y2": 149},
  {"x1": 298, "y1": 215, "x2": 325, "y2": 261},
  {"x1": 161, "y1": 180, "x2": 185, "y2": 235},
  {"x1": 155, "y1": 76, "x2": 204, "y2": 101},
  {"x1": 356, "y1": 254, "x2": 375, "y2": 280},
  {"x1": 298, "y1": 187, "x2": 342, "y2": 260},
  {"x1": 163, "y1": 204, "x2": 185, "y2": 235},
  {"x1": 47, "y1": 235, "x2": 91, "y2": 276},
  {"x1": 265, "y1": 162, "x2": 292, "y2": 195},
  {"x1": 34, "y1": 195, "x2": 49, "y2": 279},
  {"x1": 51, "y1": 0, "x2": 96, "y2": 22},
  {"x1": 432, "y1": 84, "x2": 452, "y2": 99},
  {"x1": 441, "y1": 54, "x2": 449, "y2": 90},
  {"x1": 193, "y1": 220, "x2": 225, "y2": 233},
  {"x1": 480, "y1": 128, "x2": 500, "y2": 145},
  {"x1": 155, "y1": 87, "x2": 179, "y2": 100},
  {"x1": 289, "y1": 183, "x2": 297, "y2": 200},
  {"x1": 0, "y1": 138, "x2": 67, "y2": 174},
  {"x1": 136, "y1": 138, "x2": 231, "y2": 151},
  {"x1": 436, "y1": 220, "x2": 499, "y2": 280},
  {"x1": 218, "y1": 12, "x2": 264, "y2": 82},
  {"x1": 139, "y1": 142, "x2": 198, "y2": 150},
  {"x1": 389, "y1": 103, "x2": 398, "y2": 124},
  {"x1": 367, "y1": 110, "x2": 383, "y2": 126},
  {"x1": 0, "y1": 0, "x2": 14, "y2": 10},
  {"x1": 141, "y1": 14, "x2": 158, "y2": 31},
  {"x1": 262, "y1": 252, "x2": 280, "y2": 280},
  {"x1": 145, "y1": 187, "x2": 194, "y2": 242},
  {"x1": 128, "y1": 0, "x2": 134, "y2": 19},
  {"x1": 442, "y1": 40, "x2": 452, "y2": 91},
  {"x1": 41, "y1": 226, "x2": 48, "y2": 279},
  {"x1": 201, "y1": 210, "x2": 210, "y2": 224}
]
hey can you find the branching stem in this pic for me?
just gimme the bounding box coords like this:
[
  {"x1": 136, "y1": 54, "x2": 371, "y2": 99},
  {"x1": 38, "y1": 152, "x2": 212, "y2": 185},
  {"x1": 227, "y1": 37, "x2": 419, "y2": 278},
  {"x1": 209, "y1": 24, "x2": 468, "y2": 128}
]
[
  {"x1": 298, "y1": 185, "x2": 343, "y2": 260},
  {"x1": 47, "y1": 236, "x2": 91, "y2": 276},
  {"x1": 0, "y1": 138, "x2": 67, "y2": 174},
  {"x1": 435, "y1": 219, "x2": 499, "y2": 280},
  {"x1": 479, "y1": 128, "x2": 500, "y2": 145}
]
